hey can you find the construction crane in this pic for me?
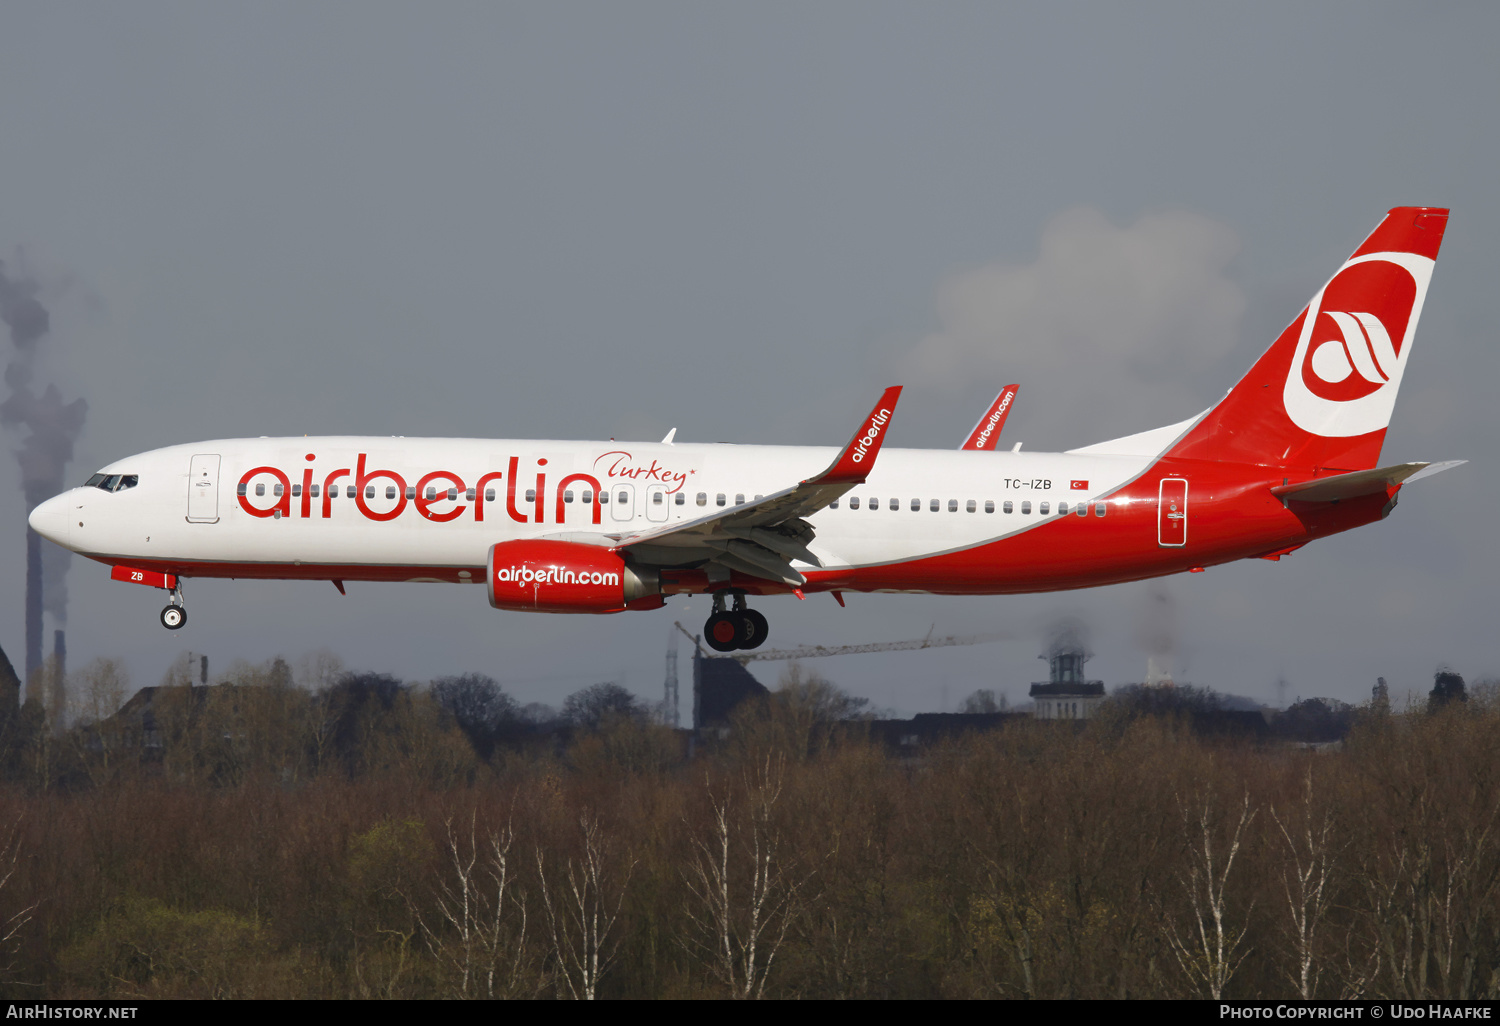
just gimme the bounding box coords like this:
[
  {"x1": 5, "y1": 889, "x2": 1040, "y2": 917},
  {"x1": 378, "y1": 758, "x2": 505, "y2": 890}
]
[{"x1": 671, "y1": 621, "x2": 1009, "y2": 665}]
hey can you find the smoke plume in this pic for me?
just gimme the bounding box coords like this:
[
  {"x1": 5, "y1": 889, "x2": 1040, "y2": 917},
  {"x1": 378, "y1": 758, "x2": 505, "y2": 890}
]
[
  {"x1": 0, "y1": 258, "x2": 87, "y2": 682},
  {"x1": 1135, "y1": 581, "x2": 1176, "y2": 685}
]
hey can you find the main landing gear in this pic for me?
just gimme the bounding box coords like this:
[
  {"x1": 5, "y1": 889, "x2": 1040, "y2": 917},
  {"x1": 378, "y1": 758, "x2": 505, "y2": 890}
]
[
  {"x1": 160, "y1": 584, "x2": 187, "y2": 631},
  {"x1": 704, "y1": 590, "x2": 768, "y2": 653}
]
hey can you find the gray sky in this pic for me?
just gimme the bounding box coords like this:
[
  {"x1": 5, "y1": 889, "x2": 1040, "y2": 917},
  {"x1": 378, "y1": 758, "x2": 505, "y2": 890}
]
[{"x1": 0, "y1": 2, "x2": 1495, "y2": 713}]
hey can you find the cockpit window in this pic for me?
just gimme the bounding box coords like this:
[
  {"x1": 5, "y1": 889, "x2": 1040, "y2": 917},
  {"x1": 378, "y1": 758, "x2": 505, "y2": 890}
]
[{"x1": 87, "y1": 473, "x2": 138, "y2": 493}]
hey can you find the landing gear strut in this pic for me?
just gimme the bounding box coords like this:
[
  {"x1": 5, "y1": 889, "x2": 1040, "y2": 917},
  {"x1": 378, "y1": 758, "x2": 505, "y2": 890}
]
[
  {"x1": 160, "y1": 584, "x2": 187, "y2": 631},
  {"x1": 703, "y1": 590, "x2": 768, "y2": 653}
]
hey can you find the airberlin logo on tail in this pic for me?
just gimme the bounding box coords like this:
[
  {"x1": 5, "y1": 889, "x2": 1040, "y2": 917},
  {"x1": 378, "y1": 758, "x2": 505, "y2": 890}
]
[
  {"x1": 851, "y1": 409, "x2": 892, "y2": 464},
  {"x1": 1282, "y1": 251, "x2": 1434, "y2": 438}
]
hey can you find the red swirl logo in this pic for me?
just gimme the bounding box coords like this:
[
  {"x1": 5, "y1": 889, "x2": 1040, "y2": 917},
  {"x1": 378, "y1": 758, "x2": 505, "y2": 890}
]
[{"x1": 1300, "y1": 261, "x2": 1416, "y2": 403}]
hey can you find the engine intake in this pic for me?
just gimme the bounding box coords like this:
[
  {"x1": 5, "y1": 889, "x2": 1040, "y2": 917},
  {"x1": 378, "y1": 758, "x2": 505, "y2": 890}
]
[{"x1": 487, "y1": 539, "x2": 661, "y2": 613}]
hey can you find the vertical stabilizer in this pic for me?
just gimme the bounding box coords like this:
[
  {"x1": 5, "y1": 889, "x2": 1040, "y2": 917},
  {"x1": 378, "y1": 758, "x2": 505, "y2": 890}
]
[{"x1": 1168, "y1": 207, "x2": 1448, "y2": 471}]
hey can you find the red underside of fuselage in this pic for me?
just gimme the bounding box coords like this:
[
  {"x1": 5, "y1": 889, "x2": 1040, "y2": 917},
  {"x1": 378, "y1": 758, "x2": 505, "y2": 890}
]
[{"x1": 86, "y1": 461, "x2": 1398, "y2": 601}]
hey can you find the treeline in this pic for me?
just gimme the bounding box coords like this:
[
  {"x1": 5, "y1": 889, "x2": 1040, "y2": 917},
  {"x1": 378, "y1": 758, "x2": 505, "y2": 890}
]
[{"x1": 0, "y1": 657, "x2": 1492, "y2": 999}]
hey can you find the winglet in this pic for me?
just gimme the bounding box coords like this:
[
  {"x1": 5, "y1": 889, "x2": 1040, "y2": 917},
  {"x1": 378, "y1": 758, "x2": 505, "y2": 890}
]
[
  {"x1": 807, "y1": 386, "x2": 902, "y2": 485},
  {"x1": 960, "y1": 385, "x2": 1019, "y2": 450}
]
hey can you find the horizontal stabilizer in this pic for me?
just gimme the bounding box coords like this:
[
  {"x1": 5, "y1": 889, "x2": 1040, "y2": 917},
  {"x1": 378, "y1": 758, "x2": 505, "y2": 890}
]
[{"x1": 1270, "y1": 460, "x2": 1465, "y2": 503}]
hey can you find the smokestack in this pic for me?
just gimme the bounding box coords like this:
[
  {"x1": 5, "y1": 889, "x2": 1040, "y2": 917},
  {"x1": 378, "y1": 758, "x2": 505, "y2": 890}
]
[
  {"x1": 0, "y1": 258, "x2": 88, "y2": 687},
  {"x1": 25, "y1": 529, "x2": 41, "y2": 690},
  {"x1": 49, "y1": 628, "x2": 65, "y2": 730}
]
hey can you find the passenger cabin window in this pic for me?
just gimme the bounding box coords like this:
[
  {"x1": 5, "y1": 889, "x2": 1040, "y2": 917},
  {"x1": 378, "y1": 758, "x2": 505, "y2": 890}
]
[
  {"x1": 563, "y1": 489, "x2": 575, "y2": 503},
  {"x1": 652, "y1": 492, "x2": 663, "y2": 505},
  {"x1": 1096, "y1": 502, "x2": 1106, "y2": 517},
  {"x1": 1003, "y1": 500, "x2": 1013, "y2": 513},
  {"x1": 910, "y1": 498, "x2": 920, "y2": 511},
  {"x1": 889, "y1": 498, "x2": 899, "y2": 511},
  {"x1": 869, "y1": 497, "x2": 878, "y2": 510},
  {"x1": 347, "y1": 486, "x2": 357, "y2": 498},
  {"x1": 466, "y1": 488, "x2": 476, "y2": 502},
  {"x1": 1021, "y1": 501, "x2": 1032, "y2": 514},
  {"x1": 735, "y1": 493, "x2": 744, "y2": 505},
  {"x1": 1076, "y1": 503, "x2": 1087, "y2": 517},
  {"x1": 385, "y1": 486, "x2": 397, "y2": 500},
  {"x1": 426, "y1": 487, "x2": 437, "y2": 500},
  {"x1": 292, "y1": 484, "x2": 302, "y2": 497},
  {"x1": 311, "y1": 485, "x2": 320, "y2": 498},
  {"x1": 930, "y1": 499, "x2": 939, "y2": 512},
  {"x1": 985, "y1": 500, "x2": 994, "y2": 513},
  {"x1": 1058, "y1": 501, "x2": 1069, "y2": 515},
  {"x1": 255, "y1": 483, "x2": 265, "y2": 497},
  {"x1": 829, "y1": 500, "x2": 839, "y2": 509},
  {"x1": 697, "y1": 492, "x2": 707, "y2": 506},
  {"x1": 616, "y1": 491, "x2": 628, "y2": 505},
  {"x1": 273, "y1": 483, "x2": 284, "y2": 497},
  {"x1": 237, "y1": 482, "x2": 247, "y2": 497},
  {"x1": 1039, "y1": 501, "x2": 1050, "y2": 515},
  {"x1": 526, "y1": 489, "x2": 536, "y2": 502},
  {"x1": 849, "y1": 497, "x2": 861, "y2": 509},
  {"x1": 716, "y1": 493, "x2": 726, "y2": 507},
  {"x1": 966, "y1": 499, "x2": 976, "y2": 513},
  {"x1": 948, "y1": 499, "x2": 958, "y2": 512},
  {"x1": 582, "y1": 490, "x2": 593, "y2": 504},
  {"x1": 485, "y1": 488, "x2": 496, "y2": 502},
  {"x1": 675, "y1": 492, "x2": 686, "y2": 505}
]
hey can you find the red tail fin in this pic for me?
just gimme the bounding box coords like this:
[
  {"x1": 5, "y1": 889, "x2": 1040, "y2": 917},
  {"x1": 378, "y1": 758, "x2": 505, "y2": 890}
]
[{"x1": 1167, "y1": 207, "x2": 1448, "y2": 471}]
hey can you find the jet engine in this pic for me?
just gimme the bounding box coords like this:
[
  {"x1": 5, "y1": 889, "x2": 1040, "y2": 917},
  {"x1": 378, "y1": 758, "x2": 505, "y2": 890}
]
[{"x1": 487, "y1": 539, "x2": 662, "y2": 613}]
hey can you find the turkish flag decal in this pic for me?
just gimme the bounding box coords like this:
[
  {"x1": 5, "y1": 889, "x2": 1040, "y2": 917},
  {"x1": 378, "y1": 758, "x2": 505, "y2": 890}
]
[{"x1": 1070, "y1": 480, "x2": 1089, "y2": 490}]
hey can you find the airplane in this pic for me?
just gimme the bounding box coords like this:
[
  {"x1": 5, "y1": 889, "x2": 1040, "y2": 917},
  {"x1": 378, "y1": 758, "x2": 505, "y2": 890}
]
[
  {"x1": 959, "y1": 385, "x2": 1019, "y2": 451},
  {"x1": 29, "y1": 207, "x2": 1461, "y2": 654}
]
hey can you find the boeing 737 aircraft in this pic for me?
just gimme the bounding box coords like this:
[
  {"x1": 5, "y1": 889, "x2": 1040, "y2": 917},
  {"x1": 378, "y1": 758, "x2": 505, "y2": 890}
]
[{"x1": 29, "y1": 207, "x2": 1460, "y2": 652}]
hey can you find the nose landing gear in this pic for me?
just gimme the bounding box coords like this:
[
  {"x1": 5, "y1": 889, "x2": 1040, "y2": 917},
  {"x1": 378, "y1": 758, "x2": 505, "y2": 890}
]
[
  {"x1": 703, "y1": 590, "x2": 768, "y2": 653},
  {"x1": 160, "y1": 584, "x2": 187, "y2": 631}
]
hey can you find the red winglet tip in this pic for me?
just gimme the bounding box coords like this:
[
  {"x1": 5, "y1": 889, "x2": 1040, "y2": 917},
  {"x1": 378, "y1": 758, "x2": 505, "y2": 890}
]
[
  {"x1": 793, "y1": 588, "x2": 806, "y2": 600},
  {"x1": 818, "y1": 386, "x2": 903, "y2": 484},
  {"x1": 832, "y1": 590, "x2": 845, "y2": 608}
]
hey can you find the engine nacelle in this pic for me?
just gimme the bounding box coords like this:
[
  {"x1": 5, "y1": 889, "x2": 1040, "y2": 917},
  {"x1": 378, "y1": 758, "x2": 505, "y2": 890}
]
[{"x1": 487, "y1": 539, "x2": 662, "y2": 613}]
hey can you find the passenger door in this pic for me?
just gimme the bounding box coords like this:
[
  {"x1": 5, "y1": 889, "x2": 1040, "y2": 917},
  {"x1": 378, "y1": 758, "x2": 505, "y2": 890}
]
[
  {"x1": 1157, "y1": 478, "x2": 1187, "y2": 547},
  {"x1": 187, "y1": 454, "x2": 221, "y2": 523}
]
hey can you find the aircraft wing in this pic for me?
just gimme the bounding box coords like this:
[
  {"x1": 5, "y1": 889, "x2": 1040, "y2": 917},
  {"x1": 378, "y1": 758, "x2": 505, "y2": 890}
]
[
  {"x1": 959, "y1": 385, "x2": 1019, "y2": 450},
  {"x1": 1270, "y1": 460, "x2": 1465, "y2": 503},
  {"x1": 607, "y1": 387, "x2": 902, "y2": 586}
]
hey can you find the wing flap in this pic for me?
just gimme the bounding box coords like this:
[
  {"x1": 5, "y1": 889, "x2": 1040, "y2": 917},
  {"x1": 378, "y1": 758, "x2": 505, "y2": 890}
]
[{"x1": 612, "y1": 387, "x2": 902, "y2": 583}]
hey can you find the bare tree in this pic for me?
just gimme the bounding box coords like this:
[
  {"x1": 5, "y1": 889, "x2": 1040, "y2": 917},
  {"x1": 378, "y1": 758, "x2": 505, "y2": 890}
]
[
  {"x1": 0, "y1": 819, "x2": 37, "y2": 985},
  {"x1": 1271, "y1": 768, "x2": 1341, "y2": 999},
  {"x1": 683, "y1": 755, "x2": 804, "y2": 998},
  {"x1": 1163, "y1": 789, "x2": 1256, "y2": 999},
  {"x1": 534, "y1": 814, "x2": 635, "y2": 1000},
  {"x1": 414, "y1": 814, "x2": 534, "y2": 998}
]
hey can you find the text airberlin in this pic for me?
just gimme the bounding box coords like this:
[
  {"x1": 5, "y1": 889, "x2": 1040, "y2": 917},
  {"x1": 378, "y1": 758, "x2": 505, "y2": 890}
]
[{"x1": 850, "y1": 410, "x2": 891, "y2": 464}]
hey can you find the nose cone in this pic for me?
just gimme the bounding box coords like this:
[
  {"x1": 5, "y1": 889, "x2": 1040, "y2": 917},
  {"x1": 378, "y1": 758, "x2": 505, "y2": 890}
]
[{"x1": 28, "y1": 494, "x2": 73, "y2": 548}]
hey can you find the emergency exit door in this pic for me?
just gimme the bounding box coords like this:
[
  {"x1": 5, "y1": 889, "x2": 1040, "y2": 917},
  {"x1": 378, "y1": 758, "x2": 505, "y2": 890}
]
[
  {"x1": 187, "y1": 454, "x2": 221, "y2": 523},
  {"x1": 1157, "y1": 478, "x2": 1188, "y2": 547}
]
